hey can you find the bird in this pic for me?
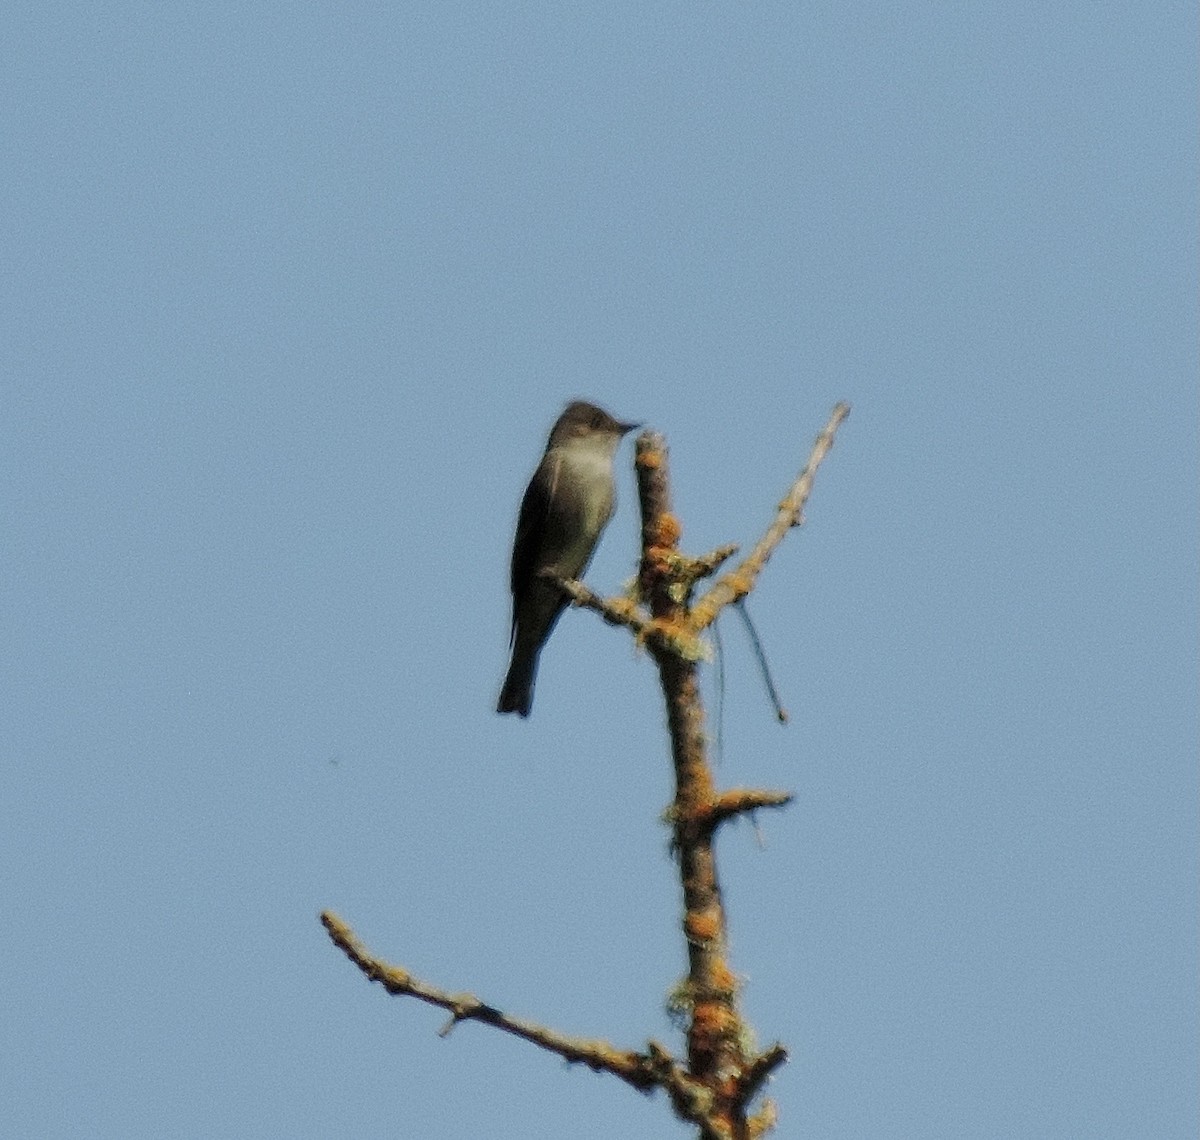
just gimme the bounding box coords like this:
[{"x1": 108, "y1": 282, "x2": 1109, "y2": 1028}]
[{"x1": 497, "y1": 400, "x2": 638, "y2": 717}]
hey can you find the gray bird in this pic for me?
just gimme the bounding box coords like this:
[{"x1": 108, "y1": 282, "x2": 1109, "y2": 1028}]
[{"x1": 498, "y1": 400, "x2": 638, "y2": 717}]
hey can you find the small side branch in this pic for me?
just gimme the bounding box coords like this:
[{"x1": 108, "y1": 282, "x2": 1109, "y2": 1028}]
[
  {"x1": 549, "y1": 574, "x2": 710, "y2": 664},
  {"x1": 324, "y1": 406, "x2": 847, "y2": 1140},
  {"x1": 709, "y1": 789, "x2": 793, "y2": 831},
  {"x1": 739, "y1": 1043, "x2": 789, "y2": 1104},
  {"x1": 732, "y1": 601, "x2": 789, "y2": 724},
  {"x1": 545, "y1": 574, "x2": 649, "y2": 635},
  {"x1": 694, "y1": 402, "x2": 850, "y2": 630},
  {"x1": 320, "y1": 911, "x2": 686, "y2": 1097},
  {"x1": 692, "y1": 544, "x2": 740, "y2": 582}
]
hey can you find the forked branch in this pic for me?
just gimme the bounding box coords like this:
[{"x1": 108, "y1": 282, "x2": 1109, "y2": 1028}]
[
  {"x1": 693, "y1": 401, "x2": 850, "y2": 630},
  {"x1": 320, "y1": 910, "x2": 692, "y2": 1098},
  {"x1": 321, "y1": 404, "x2": 850, "y2": 1140}
]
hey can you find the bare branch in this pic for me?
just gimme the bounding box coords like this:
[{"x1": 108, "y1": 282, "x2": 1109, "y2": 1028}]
[
  {"x1": 732, "y1": 601, "x2": 788, "y2": 723},
  {"x1": 542, "y1": 573, "x2": 648, "y2": 634},
  {"x1": 692, "y1": 544, "x2": 740, "y2": 581},
  {"x1": 634, "y1": 429, "x2": 753, "y2": 1124},
  {"x1": 709, "y1": 789, "x2": 793, "y2": 830},
  {"x1": 319, "y1": 911, "x2": 688, "y2": 1095},
  {"x1": 324, "y1": 406, "x2": 848, "y2": 1140},
  {"x1": 739, "y1": 1042, "x2": 789, "y2": 1103},
  {"x1": 547, "y1": 573, "x2": 711, "y2": 663},
  {"x1": 694, "y1": 402, "x2": 850, "y2": 629}
]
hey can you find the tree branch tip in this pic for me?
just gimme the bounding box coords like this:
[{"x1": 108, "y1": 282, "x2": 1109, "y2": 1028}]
[
  {"x1": 689, "y1": 543, "x2": 739, "y2": 581},
  {"x1": 745, "y1": 1042, "x2": 789, "y2": 1086},
  {"x1": 737, "y1": 1045, "x2": 789, "y2": 1120},
  {"x1": 711, "y1": 789, "x2": 794, "y2": 826}
]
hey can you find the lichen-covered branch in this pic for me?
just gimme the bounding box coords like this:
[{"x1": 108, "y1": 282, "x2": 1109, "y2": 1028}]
[
  {"x1": 545, "y1": 573, "x2": 649, "y2": 634},
  {"x1": 633, "y1": 430, "x2": 797, "y2": 1139},
  {"x1": 740, "y1": 1044, "x2": 789, "y2": 1104},
  {"x1": 693, "y1": 402, "x2": 850, "y2": 630},
  {"x1": 322, "y1": 404, "x2": 849, "y2": 1140},
  {"x1": 709, "y1": 788, "x2": 794, "y2": 830},
  {"x1": 320, "y1": 910, "x2": 691, "y2": 1096},
  {"x1": 629, "y1": 408, "x2": 847, "y2": 1137}
]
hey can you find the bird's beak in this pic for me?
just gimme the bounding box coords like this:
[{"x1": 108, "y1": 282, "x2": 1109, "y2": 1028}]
[{"x1": 618, "y1": 420, "x2": 641, "y2": 435}]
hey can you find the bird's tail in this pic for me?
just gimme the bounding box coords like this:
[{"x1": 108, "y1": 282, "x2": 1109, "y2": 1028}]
[{"x1": 497, "y1": 650, "x2": 537, "y2": 717}]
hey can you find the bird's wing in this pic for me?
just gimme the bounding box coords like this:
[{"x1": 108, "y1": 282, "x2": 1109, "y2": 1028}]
[{"x1": 509, "y1": 451, "x2": 561, "y2": 634}]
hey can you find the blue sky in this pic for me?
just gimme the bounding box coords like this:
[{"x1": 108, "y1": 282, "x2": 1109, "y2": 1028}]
[{"x1": 2, "y1": 5, "x2": 1196, "y2": 1137}]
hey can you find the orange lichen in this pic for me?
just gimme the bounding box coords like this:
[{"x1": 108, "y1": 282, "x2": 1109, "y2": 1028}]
[
  {"x1": 684, "y1": 909, "x2": 721, "y2": 944},
  {"x1": 639, "y1": 615, "x2": 708, "y2": 662},
  {"x1": 676, "y1": 763, "x2": 716, "y2": 802},
  {"x1": 606, "y1": 597, "x2": 639, "y2": 621},
  {"x1": 709, "y1": 961, "x2": 738, "y2": 995},
  {"x1": 642, "y1": 549, "x2": 678, "y2": 581},
  {"x1": 690, "y1": 1000, "x2": 738, "y2": 1041},
  {"x1": 653, "y1": 512, "x2": 682, "y2": 547},
  {"x1": 727, "y1": 570, "x2": 754, "y2": 596}
]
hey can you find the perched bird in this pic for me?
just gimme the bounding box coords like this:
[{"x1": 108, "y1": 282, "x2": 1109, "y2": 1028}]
[{"x1": 497, "y1": 400, "x2": 638, "y2": 717}]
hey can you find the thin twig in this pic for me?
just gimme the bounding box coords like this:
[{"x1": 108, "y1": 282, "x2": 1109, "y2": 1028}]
[
  {"x1": 545, "y1": 573, "x2": 649, "y2": 634},
  {"x1": 733, "y1": 600, "x2": 789, "y2": 723},
  {"x1": 692, "y1": 544, "x2": 741, "y2": 581},
  {"x1": 324, "y1": 407, "x2": 848, "y2": 1140},
  {"x1": 708, "y1": 789, "x2": 794, "y2": 830},
  {"x1": 713, "y1": 615, "x2": 726, "y2": 765},
  {"x1": 694, "y1": 402, "x2": 850, "y2": 630},
  {"x1": 319, "y1": 911, "x2": 685, "y2": 1096},
  {"x1": 739, "y1": 1043, "x2": 789, "y2": 1104},
  {"x1": 548, "y1": 573, "x2": 710, "y2": 663}
]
